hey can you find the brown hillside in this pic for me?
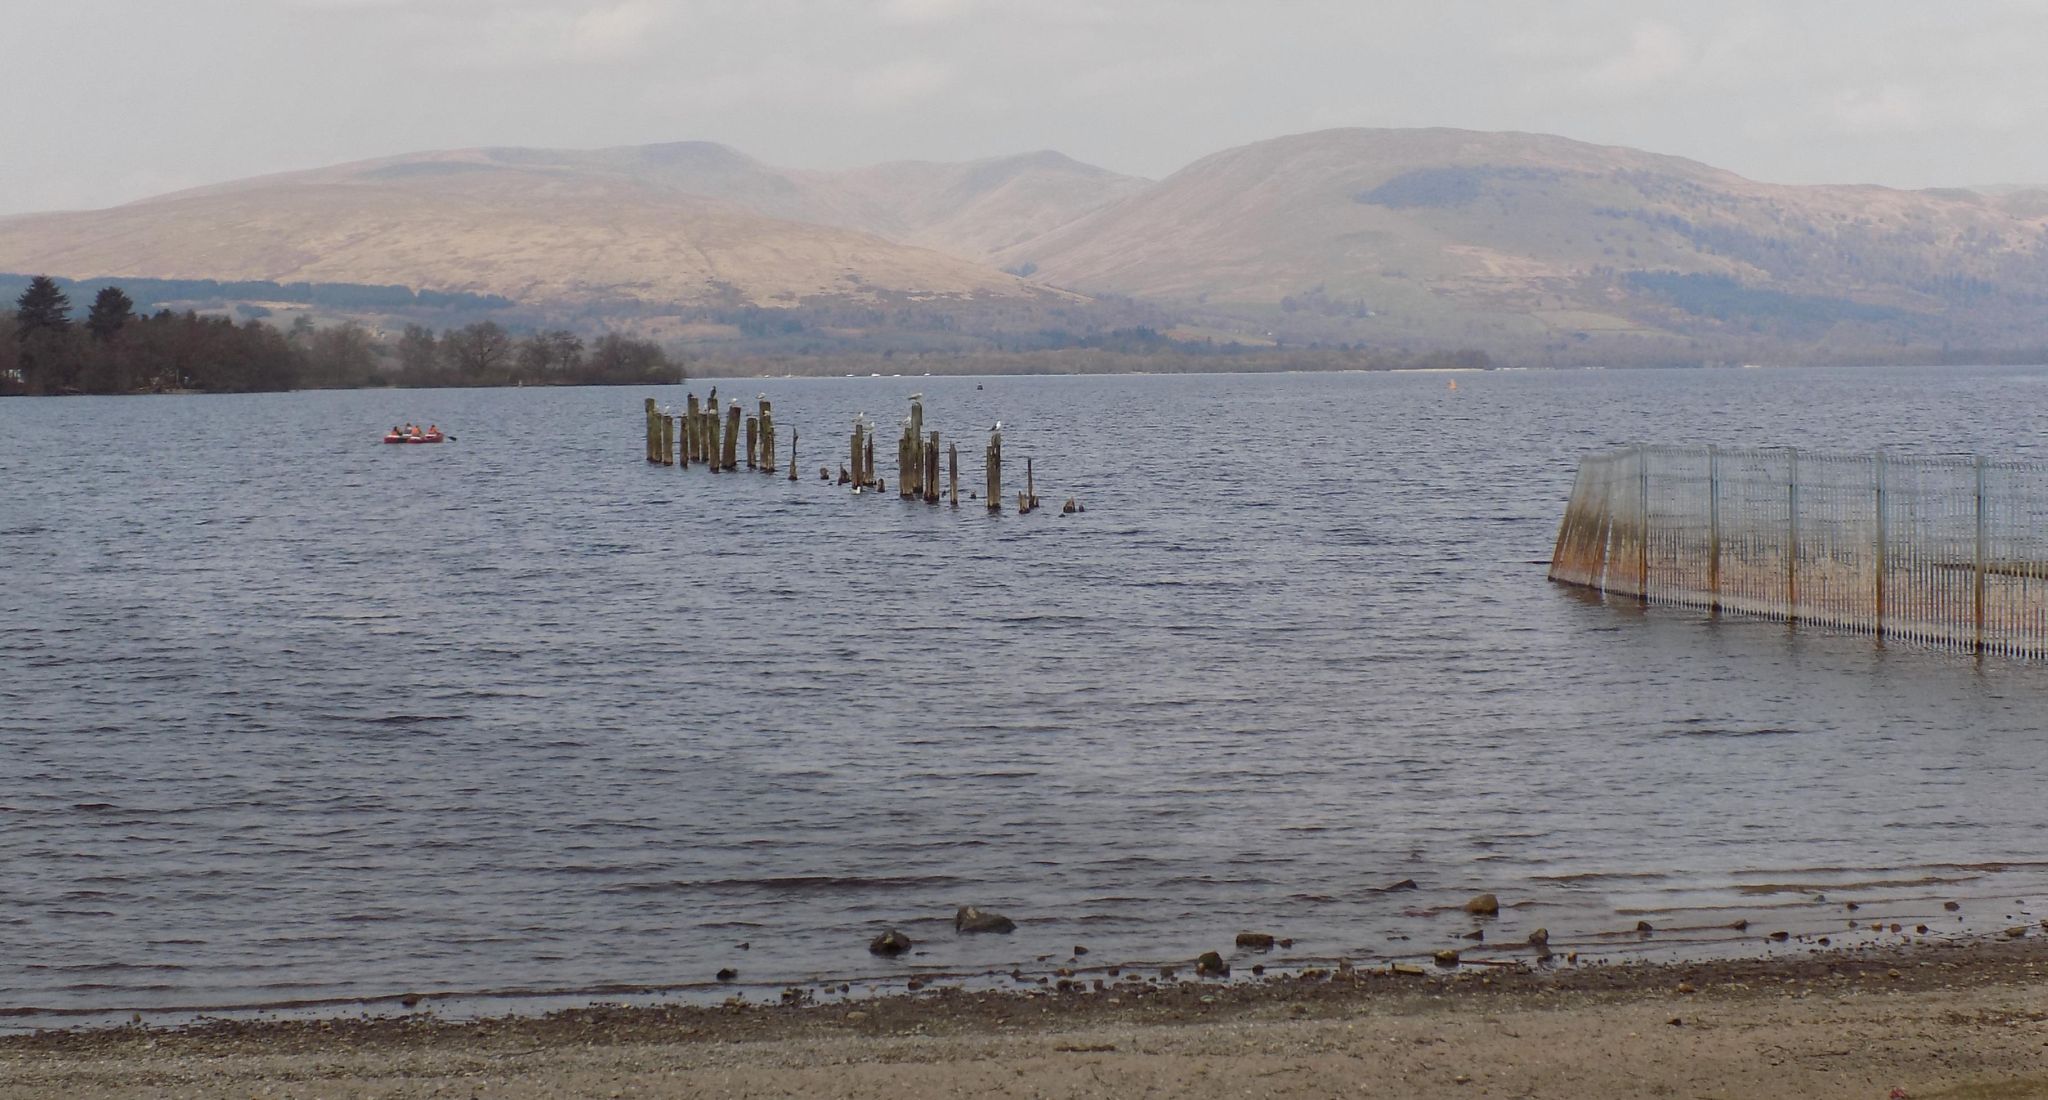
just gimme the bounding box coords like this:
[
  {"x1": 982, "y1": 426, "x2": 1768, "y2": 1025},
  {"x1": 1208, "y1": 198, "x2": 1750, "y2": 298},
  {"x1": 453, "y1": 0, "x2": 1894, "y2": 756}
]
[
  {"x1": 996, "y1": 128, "x2": 2048, "y2": 352},
  {"x1": 0, "y1": 151, "x2": 1057, "y2": 309}
]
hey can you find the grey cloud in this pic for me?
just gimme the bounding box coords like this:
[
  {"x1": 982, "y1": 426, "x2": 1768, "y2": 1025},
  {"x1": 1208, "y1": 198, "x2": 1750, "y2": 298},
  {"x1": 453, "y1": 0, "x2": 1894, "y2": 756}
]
[{"x1": 3, "y1": 0, "x2": 2045, "y2": 214}]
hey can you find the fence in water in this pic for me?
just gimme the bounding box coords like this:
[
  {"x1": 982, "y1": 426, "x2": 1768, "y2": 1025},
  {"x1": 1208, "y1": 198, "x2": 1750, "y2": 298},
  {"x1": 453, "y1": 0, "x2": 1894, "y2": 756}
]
[{"x1": 1549, "y1": 445, "x2": 2048, "y2": 657}]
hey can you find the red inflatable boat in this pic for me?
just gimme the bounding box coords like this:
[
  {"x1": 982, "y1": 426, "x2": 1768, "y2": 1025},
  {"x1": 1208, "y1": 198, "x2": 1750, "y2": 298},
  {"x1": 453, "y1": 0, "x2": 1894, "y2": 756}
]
[{"x1": 382, "y1": 430, "x2": 444, "y2": 444}]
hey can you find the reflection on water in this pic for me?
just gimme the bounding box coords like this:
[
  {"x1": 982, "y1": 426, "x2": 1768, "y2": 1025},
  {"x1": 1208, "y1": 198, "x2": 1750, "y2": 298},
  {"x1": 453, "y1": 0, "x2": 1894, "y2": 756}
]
[{"x1": 3, "y1": 364, "x2": 2047, "y2": 1024}]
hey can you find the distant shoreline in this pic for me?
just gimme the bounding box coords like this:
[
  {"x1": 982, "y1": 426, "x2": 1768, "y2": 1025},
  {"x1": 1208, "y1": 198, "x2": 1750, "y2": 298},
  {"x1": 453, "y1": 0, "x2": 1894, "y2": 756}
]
[{"x1": 16, "y1": 358, "x2": 2048, "y2": 398}]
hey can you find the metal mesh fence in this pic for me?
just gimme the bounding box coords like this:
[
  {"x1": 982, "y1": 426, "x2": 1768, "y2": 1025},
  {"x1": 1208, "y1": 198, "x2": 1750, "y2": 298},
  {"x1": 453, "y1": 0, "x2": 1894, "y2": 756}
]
[{"x1": 1549, "y1": 446, "x2": 2048, "y2": 656}]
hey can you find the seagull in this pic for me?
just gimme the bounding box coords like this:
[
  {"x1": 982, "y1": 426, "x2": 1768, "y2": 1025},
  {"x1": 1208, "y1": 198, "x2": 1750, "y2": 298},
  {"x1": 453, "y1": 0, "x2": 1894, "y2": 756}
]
[
  {"x1": 909, "y1": 392, "x2": 924, "y2": 402},
  {"x1": 991, "y1": 421, "x2": 1003, "y2": 431}
]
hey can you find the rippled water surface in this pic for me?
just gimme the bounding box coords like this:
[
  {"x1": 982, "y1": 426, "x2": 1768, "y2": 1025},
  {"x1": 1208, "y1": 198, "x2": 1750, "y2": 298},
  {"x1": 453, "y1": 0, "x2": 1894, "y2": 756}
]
[{"x1": 6, "y1": 365, "x2": 2048, "y2": 1024}]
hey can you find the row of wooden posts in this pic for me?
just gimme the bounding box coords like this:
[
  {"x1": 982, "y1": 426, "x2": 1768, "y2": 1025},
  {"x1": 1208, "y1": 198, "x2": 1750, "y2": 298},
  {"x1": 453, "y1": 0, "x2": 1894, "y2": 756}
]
[
  {"x1": 644, "y1": 392, "x2": 796, "y2": 478},
  {"x1": 645, "y1": 393, "x2": 1049, "y2": 514}
]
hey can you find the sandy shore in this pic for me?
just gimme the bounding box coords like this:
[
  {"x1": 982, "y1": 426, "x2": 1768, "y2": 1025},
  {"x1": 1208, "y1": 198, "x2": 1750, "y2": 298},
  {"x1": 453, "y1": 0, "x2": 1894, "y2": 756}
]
[{"x1": 5, "y1": 936, "x2": 2047, "y2": 1099}]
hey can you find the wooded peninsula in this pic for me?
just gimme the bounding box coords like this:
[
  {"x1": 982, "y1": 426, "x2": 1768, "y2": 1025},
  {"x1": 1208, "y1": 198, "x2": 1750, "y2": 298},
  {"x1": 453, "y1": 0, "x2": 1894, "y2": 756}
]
[{"x1": 1, "y1": 276, "x2": 682, "y2": 396}]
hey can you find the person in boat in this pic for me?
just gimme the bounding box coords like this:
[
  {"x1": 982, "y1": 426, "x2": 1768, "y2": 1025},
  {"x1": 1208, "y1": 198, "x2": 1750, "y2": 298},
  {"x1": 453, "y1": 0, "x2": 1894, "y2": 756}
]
[{"x1": 427, "y1": 424, "x2": 439, "y2": 437}]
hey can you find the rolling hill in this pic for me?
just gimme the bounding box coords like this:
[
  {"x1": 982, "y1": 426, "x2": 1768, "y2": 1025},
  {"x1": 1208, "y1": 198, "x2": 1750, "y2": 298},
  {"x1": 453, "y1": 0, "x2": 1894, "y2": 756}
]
[
  {"x1": 7, "y1": 129, "x2": 2048, "y2": 362},
  {"x1": 993, "y1": 128, "x2": 2048, "y2": 357},
  {"x1": 0, "y1": 148, "x2": 1072, "y2": 311}
]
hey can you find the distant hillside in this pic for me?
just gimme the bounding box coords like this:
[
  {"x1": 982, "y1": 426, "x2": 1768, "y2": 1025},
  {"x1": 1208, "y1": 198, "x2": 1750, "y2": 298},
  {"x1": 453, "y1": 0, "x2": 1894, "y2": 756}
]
[
  {"x1": 995, "y1": 128, "x2": 2048, "y2": 359},
  {"x1": 100, "y1": 140, "x2": 1148, "y2": 267},
  {"x1": 0, "y1": 153, "x2": 1055, "y2": 312},
  {"x1": 9, "y1": 130, "x2": 2048, "y2": 364}
]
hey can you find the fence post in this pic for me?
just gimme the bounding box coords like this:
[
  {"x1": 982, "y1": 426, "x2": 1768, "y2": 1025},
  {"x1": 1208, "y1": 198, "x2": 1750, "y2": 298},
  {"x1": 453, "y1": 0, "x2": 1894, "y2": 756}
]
[
  {"x1": 1636, "y1": 444, "x2": 1650, "y2": 601},
  {"x1": 1975, "y1": 454, "x2": 1988, "y2": 653},
  {"x1": 1707, "y1": 444, "x2": 1721, "y2": 613},
  {"x1": 1786, "y1": 448, "x2": 1799, "y2": 622},
  {"x1": 1874, "y1": 449, "x2": 1888, "y2": 640}
]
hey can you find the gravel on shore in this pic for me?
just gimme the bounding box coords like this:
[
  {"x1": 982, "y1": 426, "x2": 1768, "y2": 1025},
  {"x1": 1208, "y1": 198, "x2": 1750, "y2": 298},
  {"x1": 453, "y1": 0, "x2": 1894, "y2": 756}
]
[{"x1": 4, "y1": 936, "x2": 2047, "y2": 1098}]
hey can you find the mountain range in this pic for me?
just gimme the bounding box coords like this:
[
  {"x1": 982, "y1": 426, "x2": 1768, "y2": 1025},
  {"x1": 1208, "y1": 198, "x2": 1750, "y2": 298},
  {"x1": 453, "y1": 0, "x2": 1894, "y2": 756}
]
[{"x1": 6, "y1": 128, "x2": 2048, "y2": 363}]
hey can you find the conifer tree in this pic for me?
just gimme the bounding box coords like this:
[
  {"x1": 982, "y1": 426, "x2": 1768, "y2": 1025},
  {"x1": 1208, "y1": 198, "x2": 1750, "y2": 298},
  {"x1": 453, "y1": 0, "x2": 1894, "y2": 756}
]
[
  {"x1": 86, "y1": 286, "x2": 133, "y2": 340},
  {"x1": 14, "y1": 275, "x2": 71, "y2": 336}
]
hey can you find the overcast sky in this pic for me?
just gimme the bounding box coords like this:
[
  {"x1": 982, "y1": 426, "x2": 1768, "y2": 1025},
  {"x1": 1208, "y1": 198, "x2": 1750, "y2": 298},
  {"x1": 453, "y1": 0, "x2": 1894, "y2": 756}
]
[{"x1": 3, "y1": 0, "x2": 2043, "y2": 214}]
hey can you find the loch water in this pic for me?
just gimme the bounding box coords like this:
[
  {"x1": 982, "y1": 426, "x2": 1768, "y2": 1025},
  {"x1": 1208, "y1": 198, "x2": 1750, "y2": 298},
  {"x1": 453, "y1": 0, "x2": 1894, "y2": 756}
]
[{"x1": 5, "y1": 365, "x2": 2048, "y2": 1026}]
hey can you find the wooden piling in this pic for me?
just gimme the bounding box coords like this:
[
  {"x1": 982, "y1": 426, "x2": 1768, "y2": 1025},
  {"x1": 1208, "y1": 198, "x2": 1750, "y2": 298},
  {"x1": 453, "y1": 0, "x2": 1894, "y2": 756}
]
[
  {"x1": 760, "y1": 399, "x2": 776, "y2": 475},
  {"x1": 661, "y1": 412, "x2": 675, "y2": 466},
  {"x1": 986, "y1": 429, "x2": 1002, "y2": 512},
  {"x1": 924, "y1": 431, "x2": 940, "y2": 503},
  {"x1": 745, "y1": 415, "x2": 759, "y2": 470},
  {"x1": 908, "y1": 400, "x2": 924, "y2": 500},
  {"x1": 789, "y1": 429, "x2": 798, "y2": 481},
  {"x1": 948, "y1": 443, "x2": 959, "y2": 507},
  {"x1": 898, "y1": 428, "x2": 914, "y2": 499},
  {"x1": 1024, "y1": 457, "x2": 1038, "y2": 513},
  {"x1": 706, "y1": 404, "x2": 722, "y2": 473},
  {"x1": 723, "y1": 403, "x2": 741, "y2": 471},
  {"x1": 850, "y1": 422, "x2": 865, "y2": 489},
  {"x1": 864, "y1": 436, "x2": 876, "y2": 489},
  {"x1": 685, "y1": 395, "x2": 701, "y2": 464},
  {"x1": 644, "y1": 398, "x2": 657, "y2": 463}
]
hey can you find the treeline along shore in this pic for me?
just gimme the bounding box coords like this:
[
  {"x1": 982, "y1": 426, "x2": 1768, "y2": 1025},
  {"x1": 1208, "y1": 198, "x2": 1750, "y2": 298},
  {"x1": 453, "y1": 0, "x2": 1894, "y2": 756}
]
[
  {"x1": 1, "y1": 276, "x2": 682, "y2": 396},
  {"x1": 3, "y1": 271, "x2": 1512, "y2": 397}
]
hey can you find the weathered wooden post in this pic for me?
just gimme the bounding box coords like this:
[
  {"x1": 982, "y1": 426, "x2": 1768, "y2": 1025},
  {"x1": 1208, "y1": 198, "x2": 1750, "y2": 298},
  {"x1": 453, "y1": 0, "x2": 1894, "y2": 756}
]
[
  {"x1": 948, "y1": 443, "x2": 959, "y2": 507},
  {"x1": 864, "y1": 435, "x2": 875, "y2": 489},
  {"x1": 706, "y1": 402, "x2": 723, "y2": 473},
  {"x1": 1975, "y1": 454, "x2": 1988, "y2": 652},
  {"x1": 850, "y1": 420, "x2": 865, "y2": 488},
  {"x1": 662, "y1": 411, "x2": 676, "y2": 466},
  {"x1": 644, "y1": 397, "x2": 657, "y2": 463},
  {"x1": 908, "y1": 398, "x2": 924, "y2": 499},
  {"x1": 1025, "y1": 457, "x2": 1038, "y2": 513},
  {"x1": 986, "y1": 426, "x2": 1002, "y2": 512},
  {"x1": 905, "y1": 426, "x2": 921, "y2": 499},
  {"x1": 685, "y1": 395, "x2": 701, "y2": 464},
  {"x1": 760, "y1": 398, "x2": 776, "y2": 475},
  {"x1": 1707, "y1": 445, "x2": 1720, "y2": 612},
  {"x1": 723, "y1": 402, "x2": 741, "y2": 471},
  {"x1": 924, "y1": 431, "x2": 940, "y2": 503},
  {"x1": 788, "y1": 429, "x2": 798, "y2": 481},
  {"x1": 745, "y1": 415, "x2": 759, "y2": 470}
]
